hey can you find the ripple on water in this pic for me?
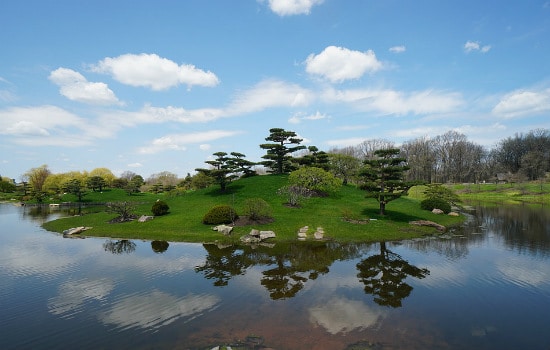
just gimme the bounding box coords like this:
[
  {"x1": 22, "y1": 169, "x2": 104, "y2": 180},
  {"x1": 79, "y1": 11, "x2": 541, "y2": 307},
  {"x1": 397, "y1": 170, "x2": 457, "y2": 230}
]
[{"x1": 99, "y1": 290, "x2": 221, "y2": 332}]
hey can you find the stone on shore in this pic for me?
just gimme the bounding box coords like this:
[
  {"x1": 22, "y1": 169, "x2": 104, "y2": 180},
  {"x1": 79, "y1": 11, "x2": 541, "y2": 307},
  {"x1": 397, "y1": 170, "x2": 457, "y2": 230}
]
[{"x1": 212, "y1": 224, "x2": 233, "y2": 235}]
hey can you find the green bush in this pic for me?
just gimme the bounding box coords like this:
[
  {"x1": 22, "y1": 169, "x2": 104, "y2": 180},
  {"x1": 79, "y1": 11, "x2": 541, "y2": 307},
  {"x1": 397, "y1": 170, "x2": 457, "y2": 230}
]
[
  {"x1": 420, "y1": 198, "x2": 451, "y2": 214},
  {"x1": 242, "y1": 198, "x2": 273, "y2": 221},
  {"x1": 151, "y1": 200, "x2": 170, "y2": 216},
  {"x1": 202, "y1": 204, "x2": 238, "y2": 224}
]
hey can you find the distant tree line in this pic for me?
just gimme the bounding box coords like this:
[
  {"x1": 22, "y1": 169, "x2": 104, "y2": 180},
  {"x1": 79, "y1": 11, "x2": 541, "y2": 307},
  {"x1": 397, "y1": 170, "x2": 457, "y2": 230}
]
[{"x1": 2, "y1": 127, "x2": 549, "y2": 202}]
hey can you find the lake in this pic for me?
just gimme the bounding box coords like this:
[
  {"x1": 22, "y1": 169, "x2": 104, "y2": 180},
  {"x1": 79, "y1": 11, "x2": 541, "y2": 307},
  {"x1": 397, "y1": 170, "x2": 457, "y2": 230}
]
[{"x1": 0, "y1": 202, "x2": 549, "y2": 350}]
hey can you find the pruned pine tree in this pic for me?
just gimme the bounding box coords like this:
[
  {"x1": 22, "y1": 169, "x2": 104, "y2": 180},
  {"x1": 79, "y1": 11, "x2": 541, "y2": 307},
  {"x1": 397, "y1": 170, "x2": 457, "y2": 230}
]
[
  {"x1": 260, "y1": 128, "x2": 306, "y2": 174},
  {"x1": 360, "y1": 148, "x2": 415, "y2": 215}
]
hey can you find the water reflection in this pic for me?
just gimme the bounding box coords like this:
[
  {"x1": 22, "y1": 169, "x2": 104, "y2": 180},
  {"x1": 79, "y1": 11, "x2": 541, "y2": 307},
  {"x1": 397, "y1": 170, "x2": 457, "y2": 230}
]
[
  {"x1": 151, "y1": 240, "x2": 169, "y2": 253},
  {"x1": 195, "y1": 242, "x2": 371, "y2": 299},
  {"x1": 357, "y1": 241, "x2": 429, "y2": 308},
  {"x1": 103, "y1": 239, "x2": 137, "y2": 254}
]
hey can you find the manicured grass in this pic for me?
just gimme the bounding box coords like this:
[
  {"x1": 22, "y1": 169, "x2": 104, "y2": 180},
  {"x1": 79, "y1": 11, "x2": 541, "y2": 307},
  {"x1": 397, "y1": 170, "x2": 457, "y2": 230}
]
[
  {"x1": 42, "y1": 175, "x2": 464, "y2": 243},
  {"x1": 450, "y1": 182, "x2": 550, "y2": 205}
]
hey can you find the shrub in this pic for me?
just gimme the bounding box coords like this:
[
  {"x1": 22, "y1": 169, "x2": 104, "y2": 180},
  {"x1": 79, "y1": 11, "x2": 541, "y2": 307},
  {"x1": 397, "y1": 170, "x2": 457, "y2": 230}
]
[
  {"x1": 151, "y1": 200, "x2": 170, "y2": 216},
  {"x1": 288, "y1": 167, "x2": 342, "y2": 195},
  {"x1": 242, "y1": 198, "x2": 273, "y2": 221},
  {"x1": 202, "y1": 204, "x2": 238, "y2": 225},
  {"x1": 420, "y1": 198, "x2": 451, "y2": 214}
]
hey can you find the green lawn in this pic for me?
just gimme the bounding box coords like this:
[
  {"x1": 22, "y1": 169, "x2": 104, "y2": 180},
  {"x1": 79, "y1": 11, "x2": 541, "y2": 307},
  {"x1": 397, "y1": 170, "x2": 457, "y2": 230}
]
[
  {"x1": 42, "y1": 175, "x2": 464, "y2": 243},
  {"x1": 450, "y1": 182, "x2": 550, "y2": 205}
]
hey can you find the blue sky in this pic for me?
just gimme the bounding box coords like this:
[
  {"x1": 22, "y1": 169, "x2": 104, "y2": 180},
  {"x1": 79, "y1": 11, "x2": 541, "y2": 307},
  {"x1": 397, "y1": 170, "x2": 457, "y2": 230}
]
[{"x1": 1, "y1": 0, "x2": 549, "y2": 180}]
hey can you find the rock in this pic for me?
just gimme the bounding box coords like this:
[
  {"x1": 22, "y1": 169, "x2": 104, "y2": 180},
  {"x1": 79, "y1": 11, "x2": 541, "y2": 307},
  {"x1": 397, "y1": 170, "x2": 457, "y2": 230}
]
[
  {"x1": 241, "y1": 229, "x2": 275, "y2": 243},
  {"x1": 314, "y1": 227, "x2": 324, "y2": 240},
  {"x1": 409, "y1": 220, "x2": 446, "y2": 232},
  {"x1": 298, "y1": 226, "x2": 308, "y2": 239},
  {"x1": 138, "y1": 215, "x2": 154, "y2": 222},
  {"x1": 432, "y1": 208, "x2": 444, "y2": 214},
  {"x1": 213, "y1": 224, "x2": 233, "y2": 235},
  {"x1": 240, "y1": 235, "x2": 261, "y2": 244},
  {"x1": 448, "y1": 211, "x2": 460, "y2": 216},
  {"x1": 62, "y1": 226, "x2": 91, "y2": 235},
  {"x1": 259, "y1": 230, "x2": 276, "y2": 240}
]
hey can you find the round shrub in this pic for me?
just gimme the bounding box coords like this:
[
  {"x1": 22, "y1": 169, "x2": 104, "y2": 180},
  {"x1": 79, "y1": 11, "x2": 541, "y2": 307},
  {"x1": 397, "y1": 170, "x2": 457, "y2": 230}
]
[
  {"x1": 420, "y1": 198, "x2": 451, "y2": 214},
  {"x1": 151, "y1": 200, "x2": 170, "y2": 216},
  {"x1": 242, "y1": 198, "x2": 273, "y2": 221},
  {"x1": 202, "y1": 205, "x2": 238, "y2": 225}
]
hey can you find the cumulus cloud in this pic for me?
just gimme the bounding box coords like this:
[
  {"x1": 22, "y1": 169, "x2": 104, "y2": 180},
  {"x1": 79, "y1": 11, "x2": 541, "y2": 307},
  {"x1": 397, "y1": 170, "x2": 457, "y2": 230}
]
[
  {"x1": 49, "y1": 68, "x2": 120, "y2": 105},
  {"x1": 90, "y1": 53, "x2": 219, "y2": 90},
  {"x1": 464, "y1": 40, "x2": 491, "y2": 53},
  {"x1": 0, "y1": 105, "x2": 92, "y2": 146},
  {"x1": 227, "y1": 79, "x2": 314, "y2": 114},
  {"x1": 265, "y1": 0, "x2": 323, "y2": 16},
  {"x1": 309, "y1": 297, "x2": 386, "y2": 334},
  {"x1": 305, "y1": 46, "x2": 383, "y2": 83},
  {"x1": 492, "y1": 88, "x2": 550, "y2": 118},
  {"x1": 138, "y1": 130, "x2": 243, "y2": 154},
  {"x1": 323, "y1": 87, "x2": 463, "y2": 115},
  {"x1": 389, "y1": 45, "x2": 406, "y2": 53}
]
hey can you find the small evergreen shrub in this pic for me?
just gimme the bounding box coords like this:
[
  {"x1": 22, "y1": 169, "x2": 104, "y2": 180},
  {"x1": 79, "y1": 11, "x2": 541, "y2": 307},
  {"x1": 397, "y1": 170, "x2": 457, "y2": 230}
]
[
  {"x1": 242, "y1": 198, "x2": 273, "y2": 221},
  {"x1": 420, "y1": 198, "x2": 451, "y2": 214},
  {"x1": 202, "y1": 205, "x2": 238, "y2": 224},
  {"x1": 151, "y1": 200, "x2": 170, "y2": 216}
]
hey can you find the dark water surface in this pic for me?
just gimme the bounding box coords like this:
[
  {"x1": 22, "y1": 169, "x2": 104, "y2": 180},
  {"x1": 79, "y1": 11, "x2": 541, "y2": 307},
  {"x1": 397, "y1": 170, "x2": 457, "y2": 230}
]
[{"x1": 1, "y1": 203, "x2": 549, "y2": 350}]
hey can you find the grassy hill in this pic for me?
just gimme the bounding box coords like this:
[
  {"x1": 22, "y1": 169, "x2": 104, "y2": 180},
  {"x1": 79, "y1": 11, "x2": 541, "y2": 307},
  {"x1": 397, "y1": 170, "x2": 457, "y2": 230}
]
[{"x1": 42, "y1": 174, "x2": 464, "y2": 243}]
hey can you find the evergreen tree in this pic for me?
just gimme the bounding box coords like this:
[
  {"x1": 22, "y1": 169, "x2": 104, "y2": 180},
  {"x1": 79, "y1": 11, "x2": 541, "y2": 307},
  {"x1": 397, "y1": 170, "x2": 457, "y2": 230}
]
[
  {"x1": 360, "y1": 148, "x2": 415, "y2": 215},
  {"x1": 260, "y1": 128, "x2": 306, "y2": 174}
]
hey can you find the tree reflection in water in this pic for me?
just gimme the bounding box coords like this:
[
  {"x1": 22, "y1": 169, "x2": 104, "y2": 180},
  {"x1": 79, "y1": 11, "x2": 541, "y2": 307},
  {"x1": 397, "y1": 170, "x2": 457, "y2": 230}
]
[
  {"x1": 103, "y1": 239, "x2": 137, "y2": 254},
  {"x1": 195, "y1": 242, "x2": 369, "y2": 299},
  {"x1": 151, "y1": 240, "x2": 169, "y2": 253},
  {"x1": 356, "y1": 241, "x2": 429, "y2": 308}
]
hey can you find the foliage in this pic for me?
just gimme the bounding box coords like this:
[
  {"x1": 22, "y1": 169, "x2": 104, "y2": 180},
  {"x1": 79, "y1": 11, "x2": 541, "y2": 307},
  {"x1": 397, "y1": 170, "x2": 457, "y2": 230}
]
[
  {"x1": 277, "y1": 184, "x2": 310, "y2": 207},
  {"x1": 63, "y1": 178, "x2": 87, "y2": 202},
  {"x1": 242, "y1": 198, "x2": 273, "y2": 221},
  {"x1": 202, "y1": 204, "x2": 238, "y2": 225},
  {"x1": 260, "y1": 128, "x2": 306, "y2": 174},
  {"x1": 360, "y1": 148, "x2": 416, "y2": 215},
  {"x1": 328, "y1": 152, "x2": 361, "y2": 185},
  {"x1": 288, "y1": 167, "x2": 342, "y2": 195},
  {"x1": 0, "y1": 179, "x2": 16, "y2": 193},
  {"x1": 105, "y1": 201, "x2": 137, "y2": 222},
  {"x1": 423, "y1": 183, "x2": 461, "y2": 203},
  {"x1": 196, "y1": 151, "x2": 255, "y2": 191},
  {"x1": 43, "y1": 175, "x2": 465, "y2": 243},
  {"x1": 151, "y1": 200, "x2": 170, "y2": 216},
  {"x1": 420, "y1": 198, "x2": 451, "y2": 214},
  {"x1": 86, "y1": 175, "x2": 107, "y2": 192},
  {"x1": 295, "y1": 146, "x2": 330, "y2": 170}
]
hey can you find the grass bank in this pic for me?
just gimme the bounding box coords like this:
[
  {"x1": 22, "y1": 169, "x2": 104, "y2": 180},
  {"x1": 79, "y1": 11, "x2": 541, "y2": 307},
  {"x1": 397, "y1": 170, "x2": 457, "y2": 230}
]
[
  {"x1": 449, "y1": 182, "x2": 550, "y2": 205},
  {"x1": 42, "y1": 175, "x2": 464, "y2": 243}
]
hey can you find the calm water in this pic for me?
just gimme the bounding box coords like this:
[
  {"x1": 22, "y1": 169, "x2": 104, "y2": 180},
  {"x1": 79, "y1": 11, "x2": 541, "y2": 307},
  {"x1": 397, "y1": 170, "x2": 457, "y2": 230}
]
[{"x1": 1, "y1": 203, "x2": 549, "y2": 350}]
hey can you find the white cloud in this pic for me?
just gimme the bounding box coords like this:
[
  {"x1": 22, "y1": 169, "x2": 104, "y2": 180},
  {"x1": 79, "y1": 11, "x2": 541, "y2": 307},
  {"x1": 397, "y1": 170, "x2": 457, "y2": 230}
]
[
  {"x1": 138, "y1": 130, "x2": 243, "y2": 154},
  {"x1": 48, "y1": 278, "x2": 114, "y2": 316},
  {"x1": 464, "y1": 40, "x2": 491, "y2": 53},
  {"x1": 99, "y1": 290, "x2": 220, "y2": 330},
  {"x1": 389, "y1": 45, "x2": 406, "y2": 53},
  {"x1": 288, "y1": 111, "x2": 328, "y2": 124},
  {"x1": 492, "y1": 88, "x2": 550, "y2": 118},
  {"x1": 323, "y1": 87, "x2": 463, "y2": 115},
  {"x1": 91, "y1": 53, "x2": 219, "y2": 90},
  {"x1": 265, "y1": 0, "x2": 323, "y2": 16},
  {"x1": 305, "y1": 46, "x2": 383, "y2": 83},
  {"x1": 309, "y1": 297, "x2": 386, "y2": 334},
  {"x1": 49, "y1": 68, "x2": 120, "y2": 105},
  {"x1": 0, "y1": 105, "x2": 92, "y2": 146},
  {"x1": 127, "y1": 162, "x2": 143, "y2": 168},
  {"x1": 227, "y1": 79, "x2": 314, "y2": 114}
]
